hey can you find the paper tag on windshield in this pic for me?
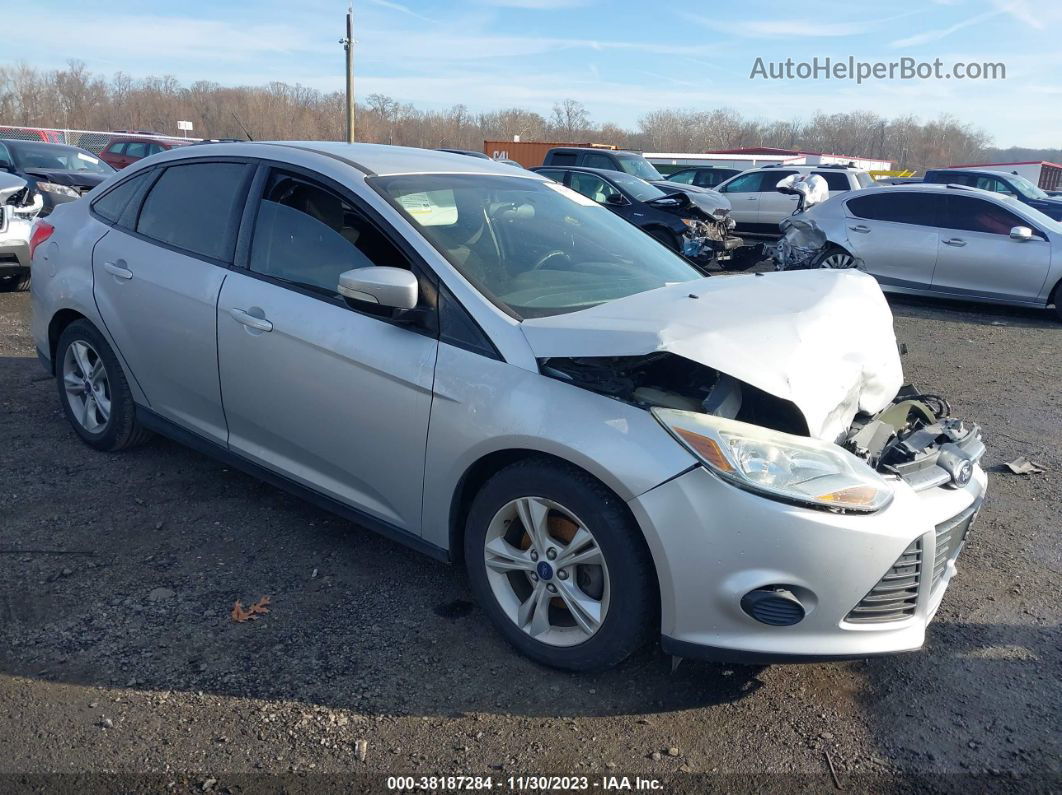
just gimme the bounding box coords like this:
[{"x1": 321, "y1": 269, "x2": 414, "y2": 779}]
[
  {"x1": 396, "y1": 190, "x2": 458, "y2": 226},
  {"x1": 543, "y1": 181, "x2": 599, "y2": 207},
  {"x1": 77, "y1": 152, "x2": 99, "y2": 164}
]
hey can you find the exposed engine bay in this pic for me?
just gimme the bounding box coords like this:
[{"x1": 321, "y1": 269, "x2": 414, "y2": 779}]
[
  {"x1": 645, "y1": 190, "x2": 743, "y2": 264},
  {"x1": 540, "y1": 353, "x2": 983, "y2": 491}
]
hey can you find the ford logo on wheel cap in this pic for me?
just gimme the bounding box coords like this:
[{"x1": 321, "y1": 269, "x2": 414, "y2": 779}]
[{"x1": 536, "y1": 561, "x2": 554, "y2": 581}]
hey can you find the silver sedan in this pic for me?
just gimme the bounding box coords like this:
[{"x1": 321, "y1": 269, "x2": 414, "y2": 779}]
[
  {"x1": 30, "y1": 143, "x2": 986, "y2": 670},
  {"x1": 780, "y1": 183, "x2": 1062, "y2": 320}
]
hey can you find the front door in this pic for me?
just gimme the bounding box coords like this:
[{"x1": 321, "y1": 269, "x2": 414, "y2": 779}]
[
  {"x1": 933, "y1": 195, "x2": 1053, "y2": 302},
  {"x1": 718, "y1": 171, "x2": 768, "y2": 230},
  {"x1": 216, "y1": 168, "x2": 438, "y2": 532}
]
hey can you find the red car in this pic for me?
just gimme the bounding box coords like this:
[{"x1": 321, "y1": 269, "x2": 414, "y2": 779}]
[{"x1": 98, "y1": 135, "x2": 191, "y2": 169}]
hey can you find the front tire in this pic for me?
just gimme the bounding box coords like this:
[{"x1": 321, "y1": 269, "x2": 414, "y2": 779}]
[
  {"x1": 55, "y1": 320, "x2": 151, "y2": 451},
  {"x1": 464, "y1": 458, "x2": 657, "y2": 672}
]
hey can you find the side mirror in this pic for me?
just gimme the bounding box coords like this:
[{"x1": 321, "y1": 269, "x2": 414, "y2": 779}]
[
  {"x1": 338, "y1": 267, "x2": 418, "y2": 310},
  {"x1": 604, "y1": 193, "x2": 626, "y2": 206},
  {"x1": 1009, "y1": 226, "x2": 1034, "y2": 241}
]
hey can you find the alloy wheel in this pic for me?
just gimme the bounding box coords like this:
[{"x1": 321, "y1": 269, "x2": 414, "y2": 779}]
[
  {"x1": 820, "y1": 251, "x2": 856, "y2": 269},
  {"x1": 63, "y1": 340, "x2": 112, "y2": 434},
  {"x1": 483, "y1": 496, "x2": 610, "y2": 647}
]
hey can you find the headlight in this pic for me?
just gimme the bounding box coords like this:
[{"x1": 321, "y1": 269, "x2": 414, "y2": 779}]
[
  {"x1": 35, "y1": 182, "x2": 80, "y2": 199},
  {"x1": 680, "y1": 218, "x2": 700, "y2": 229},
  {"x1": 652, "y1": 408, "x2": 893, "y2": 513}
]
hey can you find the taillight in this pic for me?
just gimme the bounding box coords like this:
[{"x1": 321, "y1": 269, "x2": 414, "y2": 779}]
[{"x1": 28, "y1": 220, "x2": 54, "y2": 261}]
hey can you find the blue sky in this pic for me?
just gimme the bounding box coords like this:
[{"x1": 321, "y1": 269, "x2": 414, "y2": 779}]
[{"x1": 15, "y1": 0, "x2": 1062, "y2": 147}]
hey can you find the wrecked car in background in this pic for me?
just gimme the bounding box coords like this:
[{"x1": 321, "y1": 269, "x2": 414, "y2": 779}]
[
  {"x1": 772, "y1": 182, "x2": 1062, "y2": 321},
  {"x1": 33, "y1": 143, "x2": 986, "y2": 672},
  {"x1": 0, "y1": 171, "x2": 43, "y2": 291},
  {"x1": 531, "y1": 164, "x2": 742, "y2": 266}
]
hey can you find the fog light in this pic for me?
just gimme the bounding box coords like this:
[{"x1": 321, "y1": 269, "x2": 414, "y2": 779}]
[{"x1": 740, "y1": 587, "x2": 806, "y2": 626}]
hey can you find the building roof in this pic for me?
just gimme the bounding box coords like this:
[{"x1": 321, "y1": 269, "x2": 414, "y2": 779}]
[{"x1": 703, "y1": 146, "x2": 884, "y2": 162}]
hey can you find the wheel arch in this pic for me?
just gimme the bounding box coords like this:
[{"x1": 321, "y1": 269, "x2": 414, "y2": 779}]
[
  {"x1": 47, "y1": 308, "x2": 89, "y2": 373},
  {"x1": 447, "y1": 449, "x2": 661, "y2": 596}
]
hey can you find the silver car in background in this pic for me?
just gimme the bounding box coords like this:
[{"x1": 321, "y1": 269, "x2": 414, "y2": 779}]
[
  {"x1": 31, "y1": 143, "x2": 986, "y2": 671},
  {"x1": 779, "y1": 183, "x2": 1062, "y2": 320}
]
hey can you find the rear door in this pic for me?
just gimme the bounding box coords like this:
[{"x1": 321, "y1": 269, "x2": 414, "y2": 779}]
[
  {"x1": 216, "y1": 166, "x2": 438, "y2": 531},
  {"x1": 843, "y1": 191, "x2": 945, "y2": 289},
  {"x1": 753, "y1": 170, "x2": 801, "y2": 228},
  {"x1": 92, "y1": 159, "x2": 253, "y2": 443},
  {"x1": 933, "y1": 195, "x2": 1052, "y2": 302}
]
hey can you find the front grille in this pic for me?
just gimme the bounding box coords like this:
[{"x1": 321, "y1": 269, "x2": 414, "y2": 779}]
[
  {"x1": 931, "y1": 499, "x2": 980, "y2": 591},
  {"x1": 845, "y1": 539, "x2": 922, "y2": 624}
]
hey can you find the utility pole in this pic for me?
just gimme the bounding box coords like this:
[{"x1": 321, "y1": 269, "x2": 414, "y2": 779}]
[{"x1": 341, "y1": 2, "x2": 356, "y2": 143}]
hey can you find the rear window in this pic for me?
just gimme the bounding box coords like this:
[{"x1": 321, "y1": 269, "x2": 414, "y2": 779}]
[
  {"x1": 136, "y1": 162, "x2": 249, "y2": 261},
  {"x1": 548, "y1": 151, "x2": 577, "y2": 166}
]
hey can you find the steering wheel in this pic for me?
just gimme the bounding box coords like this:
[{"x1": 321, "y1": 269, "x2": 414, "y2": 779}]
[{"x1": 530, "y1": 250, "x2": 572, "y2": 271}]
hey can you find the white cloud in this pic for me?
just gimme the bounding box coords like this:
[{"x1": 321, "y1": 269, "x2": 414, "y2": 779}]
[
  {"x1": 484, "y1": 0, "x2": 591, "y2": 7},
  {"x1": 890, "y1": 8, "x2": 1003, "y2": 47}
]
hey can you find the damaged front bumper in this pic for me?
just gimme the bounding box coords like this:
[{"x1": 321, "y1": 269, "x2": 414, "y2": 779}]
[{"x1": 631, "y1": 459, "x2": 986, "y2": 663}]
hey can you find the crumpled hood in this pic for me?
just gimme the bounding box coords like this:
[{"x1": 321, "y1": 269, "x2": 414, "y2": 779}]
[{"x1": 521, "y1": 269, "x2": 904, "y2": 442}]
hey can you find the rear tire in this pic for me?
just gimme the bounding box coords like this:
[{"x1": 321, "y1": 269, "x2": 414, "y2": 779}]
[
  {"x1": 813, "y1": 245, "x2": 857, "y2": 269},
  {"x1": 464, "y1": 458, "x2": 657, "y2": 672},
  {"x1": 55, "y1": 320, "x2": 151, "y2": 452},
  {"x1": 1051, "y1": 281, "x2": 1062, "y2": 323}
]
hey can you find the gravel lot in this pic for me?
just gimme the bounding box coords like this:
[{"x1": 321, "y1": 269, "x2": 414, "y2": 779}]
[{"x1": 1, "y1": 284, "x2": 1059, "y2": 792}]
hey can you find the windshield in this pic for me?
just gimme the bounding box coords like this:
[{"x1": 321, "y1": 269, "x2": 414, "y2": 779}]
[
  {"x1": 372, "y1": 174, "x2": 700, "y2": 319},
  {"x1": 1006, "y1": 173, "x2": 1049, "y2": 200},
  {"x1": 607, "y1": 172, "x2": 667, "y2": 202},
  {"x1": 855, "y1": 171, "x2": 875, "y2": 188},
  {"x1": 616, "y1": 155, "x2": 664, "y2": 181},
  {"x1": 11, "y1": 143, "x2": 114, "y2": 174}
]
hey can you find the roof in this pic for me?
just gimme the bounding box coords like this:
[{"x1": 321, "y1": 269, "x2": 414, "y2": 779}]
[
  {"x1": 942, "y1": 160, "x2": 1062, "y2": 170},
  {"x1": 170, "y1": 141, "x2": 544, "y2": 177}
]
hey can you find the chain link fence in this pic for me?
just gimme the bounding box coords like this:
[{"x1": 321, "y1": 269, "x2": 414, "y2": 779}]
[{"x1": 0, "y1": 125, "x2": 199, "y2": 154}]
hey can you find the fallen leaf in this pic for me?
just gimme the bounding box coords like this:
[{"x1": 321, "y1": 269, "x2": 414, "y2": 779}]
[{"x1": 230, "y1": 595, "x2": 271, "y2": 623}]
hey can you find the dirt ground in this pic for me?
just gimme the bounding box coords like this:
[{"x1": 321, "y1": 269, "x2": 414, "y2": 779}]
[{"x1": 1, "y1": 283, "x2": 1059, "y2": 793}]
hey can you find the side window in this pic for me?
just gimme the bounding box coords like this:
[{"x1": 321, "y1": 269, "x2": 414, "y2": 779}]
[
  {"x1": 668, "y1": 170, "x2": 695, "y2": 185},
  {"x1": 0, "y1": 141, "x2": 12, "y2": 169},
  {"x1": 249, "y1": 170, "x2": 411, "y2": 295},
  {"x1": 125, "y1": 142, "x2": 149, "y2": 159},
  {"x1": 694, "y1": 171, "x2": 722, "y2": 188},
  {"x1": 719, "y1": 173, "x2": 761, "y2": 193},
  {"x1": 943, "y1": 195, "x2": 1031, "y2": 236},
  {"x1": 974, "y1": 176, "x2": 1010, "y2": 194},
  {"x1": 146, "y1": 143, "x2": 165, "y2": 156},
  {"x1": 568, "y1": 173, "x2": 620, "y2": 204},
  {"x1": 812, "y1": 171, "x2": 853, "y2": 192},
  {"x1": 583, "y1": 153, "x2": 616, "y2": 171},
  {"x1": 535, "y1": 169, "x2": 566, "y2": 183},
  {"x1": 137, "y1": 162, "x2": 249, "y2": 261},
  {"x1": 759, "y1": 171, "x2": 797, "y2": 192},
  {"x1": 92, "y1": 171, "x2": 152, "y2": 224},
  {"x1": 107, "y1": 142, "x2": 126, "y2": 155},
  {"x1": 548, "y1": 152, "x2": 577, "y2": 166},
  {"x1": 847, "y1": 192, "x2": 942, "y2": 225}
]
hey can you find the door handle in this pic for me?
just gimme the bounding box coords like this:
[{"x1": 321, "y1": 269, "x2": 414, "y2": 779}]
[
  {"x1": 229, "y1": 308, "x2": 273, "y2": 332},
  {"x1": 746, "y1": 196, "x2": 758, "y2": 200},
  {"x1": 943, "y1": 238, "x2": 967, "y2": 247},
  {"x1": 103, "y1": 261, "x2": 132, "y2": 279},
  {"x1": 849, "y1": 225, "x2": 871, "y2": 234}
]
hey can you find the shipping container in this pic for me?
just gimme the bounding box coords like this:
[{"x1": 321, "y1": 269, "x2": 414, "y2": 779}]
[{"x1": 483, "y1": 140, "x2": 616, "y2": 168}]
